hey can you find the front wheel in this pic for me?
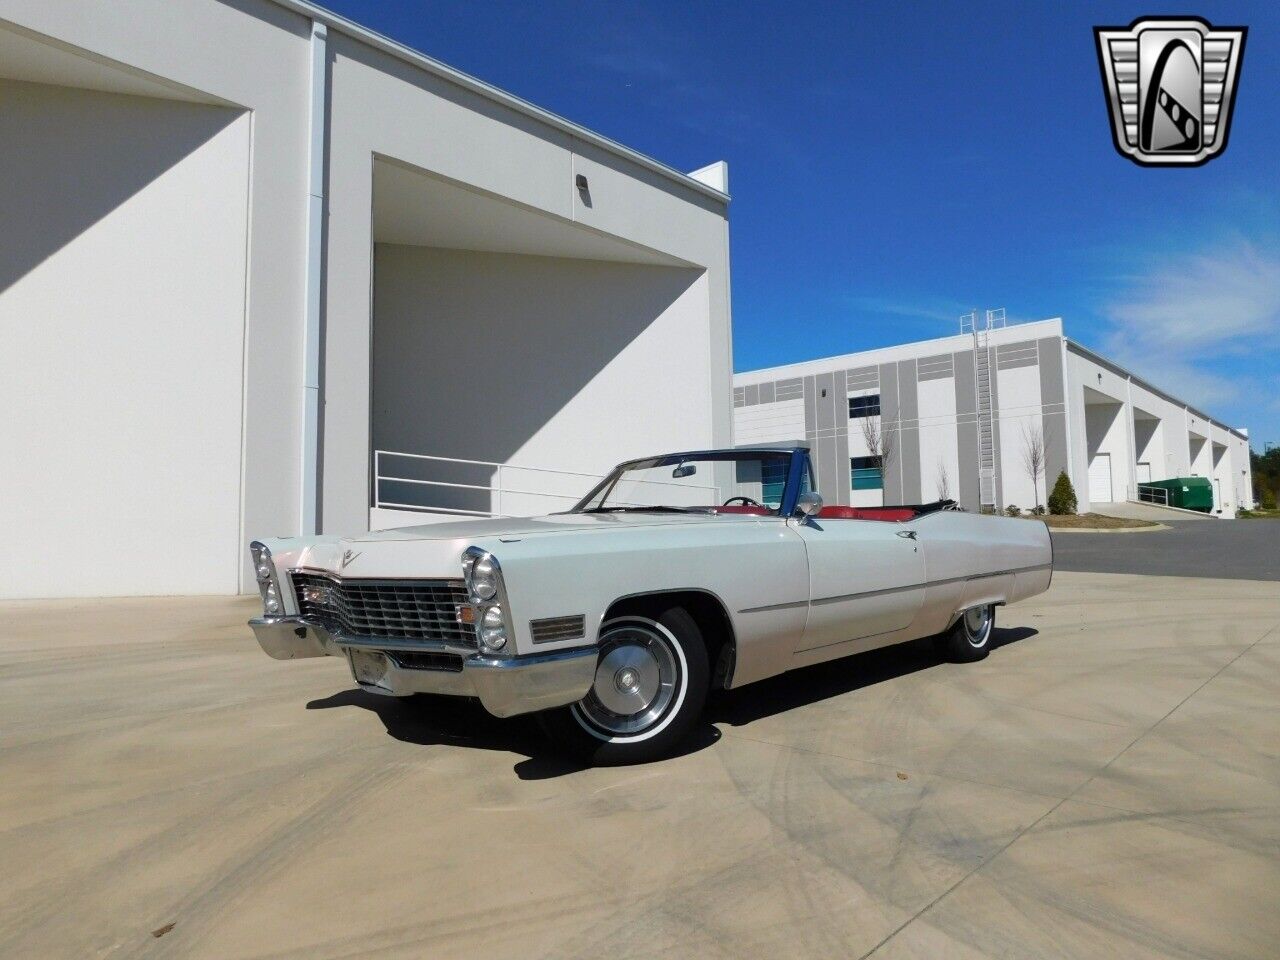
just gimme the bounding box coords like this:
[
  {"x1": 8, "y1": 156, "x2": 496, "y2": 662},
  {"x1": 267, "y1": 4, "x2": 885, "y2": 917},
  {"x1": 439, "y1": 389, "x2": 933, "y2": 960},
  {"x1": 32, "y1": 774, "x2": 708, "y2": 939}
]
[
  {"x1": 936, "y1": 603, "x2": 995, "y2": 662},
  {"x1": 536, "y1": 607, "x2": 709, "y2": 765}
]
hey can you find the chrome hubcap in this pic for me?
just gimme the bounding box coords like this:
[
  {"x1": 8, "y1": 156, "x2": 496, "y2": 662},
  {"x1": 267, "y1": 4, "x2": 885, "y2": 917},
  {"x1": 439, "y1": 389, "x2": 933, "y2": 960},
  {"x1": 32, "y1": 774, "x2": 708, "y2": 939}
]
[
  {"x1": 963, "y1": 606, "x2": 992, "y2": 647},
  {"x1": 574, "y1": 624, "x2": 680, "y2": 736}
]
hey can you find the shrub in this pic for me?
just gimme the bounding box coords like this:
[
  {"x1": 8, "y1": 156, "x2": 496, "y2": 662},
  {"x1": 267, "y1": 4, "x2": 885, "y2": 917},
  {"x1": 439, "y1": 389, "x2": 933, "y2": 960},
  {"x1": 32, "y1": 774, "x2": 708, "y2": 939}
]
[
  {"x1": 1047, "y1": 470, "x2": 1078, "y2": 515},
  {"x1": 1030, "y1": 504, "x2": 1046, "y2": 516},
  {"x1": 1262, "y1": 487, "x2": 1278, "y2": 511},
  {"x1": 1004, "y1": 504, "x2": 1021, "y2": 517}
]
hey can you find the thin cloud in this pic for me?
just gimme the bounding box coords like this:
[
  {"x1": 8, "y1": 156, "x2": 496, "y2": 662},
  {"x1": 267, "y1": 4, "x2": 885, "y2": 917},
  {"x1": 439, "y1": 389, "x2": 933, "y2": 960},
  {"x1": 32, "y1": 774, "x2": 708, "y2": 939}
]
[
  {"x1": 1106, "y1": 243, "x2": 1280, "y2": 349},
  {"x1": 1100, "y1": 241, "x2": 1280, "y2": 410},
  {"x1": 847, "y1": 295, "x2": 968, "y2": 326}
]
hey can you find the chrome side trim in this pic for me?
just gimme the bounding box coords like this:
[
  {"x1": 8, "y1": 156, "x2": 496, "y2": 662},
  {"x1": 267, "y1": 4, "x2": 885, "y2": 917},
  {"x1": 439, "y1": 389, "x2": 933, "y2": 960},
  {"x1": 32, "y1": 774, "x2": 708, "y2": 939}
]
[
  {"x1": 737, "y1": 563, "x2": 1053, "y2": 614},
  {"x1": 737, "y1": 599, "x2": 809, "y2": 614},
  {"x1": 810, "y1": 581, "x2": 928, "y2": 607}
]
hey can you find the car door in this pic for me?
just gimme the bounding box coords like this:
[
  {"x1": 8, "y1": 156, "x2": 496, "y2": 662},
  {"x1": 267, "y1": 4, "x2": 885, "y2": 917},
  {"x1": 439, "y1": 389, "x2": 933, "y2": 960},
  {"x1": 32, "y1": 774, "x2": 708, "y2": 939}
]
[{"x1": 794, "y1": 514, "x2": 926, "y2": 654}]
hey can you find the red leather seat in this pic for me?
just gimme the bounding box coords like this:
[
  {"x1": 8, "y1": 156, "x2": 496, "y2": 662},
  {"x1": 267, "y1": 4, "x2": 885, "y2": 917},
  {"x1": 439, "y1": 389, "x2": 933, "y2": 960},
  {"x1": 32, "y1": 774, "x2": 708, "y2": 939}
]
[{"x1": 817, "y1": 505, "x2": 916, "y2": 522}]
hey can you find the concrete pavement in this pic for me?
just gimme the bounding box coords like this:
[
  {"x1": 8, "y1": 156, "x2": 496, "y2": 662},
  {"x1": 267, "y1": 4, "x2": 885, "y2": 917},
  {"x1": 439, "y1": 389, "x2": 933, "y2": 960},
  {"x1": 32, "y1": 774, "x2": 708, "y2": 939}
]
[{"x1": 1, "y1": 573, "x2": 1278, "y2": 959}]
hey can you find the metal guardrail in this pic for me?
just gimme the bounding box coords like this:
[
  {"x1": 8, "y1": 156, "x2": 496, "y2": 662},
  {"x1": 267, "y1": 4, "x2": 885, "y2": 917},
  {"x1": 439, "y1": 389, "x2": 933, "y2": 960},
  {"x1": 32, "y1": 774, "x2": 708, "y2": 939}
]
[
  {"x1": 1136, "y1": 484, "x2": 1170, "y2": 507},
  {"x1": 373, "y1": 450, "x2": 717, "y2": 518}
]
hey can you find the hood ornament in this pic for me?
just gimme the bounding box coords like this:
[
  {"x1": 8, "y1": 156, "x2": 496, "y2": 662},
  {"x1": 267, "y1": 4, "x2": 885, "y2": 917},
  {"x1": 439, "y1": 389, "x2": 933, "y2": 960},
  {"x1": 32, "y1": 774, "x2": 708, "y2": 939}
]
[{"x1": 340, "y1": 548, "x2": 360, "y2": 570}]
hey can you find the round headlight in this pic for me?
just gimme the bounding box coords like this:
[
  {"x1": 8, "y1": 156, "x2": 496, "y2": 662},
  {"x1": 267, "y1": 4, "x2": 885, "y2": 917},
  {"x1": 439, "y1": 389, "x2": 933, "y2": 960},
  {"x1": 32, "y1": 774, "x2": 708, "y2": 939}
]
[
  {"x1": 256, "y1": 563, "x2": 272, "y2": 581},
  {"x1": 266, "y1": 596, "x2": 281, "y2": 613},
  {"x1": 471, "y1": 556, "x2": 498, "y2": 601},
  {"x1": 479, "y1": 605, "x2": 507, "y2": 650}
]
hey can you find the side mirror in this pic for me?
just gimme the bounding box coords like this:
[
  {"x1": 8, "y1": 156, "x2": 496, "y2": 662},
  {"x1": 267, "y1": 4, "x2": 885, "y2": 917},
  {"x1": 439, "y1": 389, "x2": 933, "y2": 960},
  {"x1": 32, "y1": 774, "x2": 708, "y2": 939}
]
[{"x1": 796, "y1": 491, "x2": 824, "y2": 517}]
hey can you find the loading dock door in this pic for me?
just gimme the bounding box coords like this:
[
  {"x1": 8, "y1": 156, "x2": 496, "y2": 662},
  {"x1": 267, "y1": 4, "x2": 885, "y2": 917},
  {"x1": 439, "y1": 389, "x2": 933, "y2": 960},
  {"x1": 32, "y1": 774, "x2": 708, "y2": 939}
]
[
  {"x1": 1136, "y1": 462, "x2": 1152, "y2": 484},
  {"x1": 1089, "y1": 452, "x2": 1114, "y2": 503}
]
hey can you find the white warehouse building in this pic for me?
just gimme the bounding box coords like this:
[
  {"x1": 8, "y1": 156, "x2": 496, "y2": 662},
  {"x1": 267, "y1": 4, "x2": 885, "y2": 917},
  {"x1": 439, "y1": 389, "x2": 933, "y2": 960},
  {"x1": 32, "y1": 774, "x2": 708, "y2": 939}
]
[
  {"x1": 0, "y1": 0, "x2": 734, "y2": 599},
  {"x1": 734, "y1": 317, "x2": 1253, "y2": 517}
]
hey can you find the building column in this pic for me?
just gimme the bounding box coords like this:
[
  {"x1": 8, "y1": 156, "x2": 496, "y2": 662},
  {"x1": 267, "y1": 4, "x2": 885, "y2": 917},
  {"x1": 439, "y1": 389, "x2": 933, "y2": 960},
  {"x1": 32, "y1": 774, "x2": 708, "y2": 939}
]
[{"x1": 1124, "y1": 375, "x2": 1136, "y2": 501}]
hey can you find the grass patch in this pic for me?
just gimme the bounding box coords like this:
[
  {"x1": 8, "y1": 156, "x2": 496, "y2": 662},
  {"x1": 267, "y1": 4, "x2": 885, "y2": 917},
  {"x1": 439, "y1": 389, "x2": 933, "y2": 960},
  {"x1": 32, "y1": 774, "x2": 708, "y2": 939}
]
[
  {"x1": 1019, "y1": 512, "x2": 1159, "y2": 529},
  {"x1": 1237, "y1": 508, "x2": 1280, "y2": 519}
]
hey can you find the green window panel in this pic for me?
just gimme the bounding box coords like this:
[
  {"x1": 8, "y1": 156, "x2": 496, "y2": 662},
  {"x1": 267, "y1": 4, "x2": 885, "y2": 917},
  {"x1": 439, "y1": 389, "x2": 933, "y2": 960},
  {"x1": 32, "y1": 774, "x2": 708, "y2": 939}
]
[
  {"x1": 851, "y1": 456, "x2": 883, "y2": 490},
  {"x1": 761, "y1": 459, "x2": 788, "y2": 508}
]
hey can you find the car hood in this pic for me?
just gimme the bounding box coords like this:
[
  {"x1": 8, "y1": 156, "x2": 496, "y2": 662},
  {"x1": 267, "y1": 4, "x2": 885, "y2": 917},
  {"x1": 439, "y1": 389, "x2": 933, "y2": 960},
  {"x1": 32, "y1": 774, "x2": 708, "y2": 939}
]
[
  {"x1": 351, "y1": 511, "x2": 735, "y2": 543},
  {"x1": 268, "y1": 512, "x2": 771, "y2": 582}
]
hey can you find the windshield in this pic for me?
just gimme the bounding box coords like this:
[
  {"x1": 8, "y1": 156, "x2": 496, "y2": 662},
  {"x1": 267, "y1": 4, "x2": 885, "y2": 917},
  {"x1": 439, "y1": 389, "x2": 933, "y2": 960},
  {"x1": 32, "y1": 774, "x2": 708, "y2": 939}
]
[{"x1": 574, "y1": 451, "x2": 799, "y2": 514}]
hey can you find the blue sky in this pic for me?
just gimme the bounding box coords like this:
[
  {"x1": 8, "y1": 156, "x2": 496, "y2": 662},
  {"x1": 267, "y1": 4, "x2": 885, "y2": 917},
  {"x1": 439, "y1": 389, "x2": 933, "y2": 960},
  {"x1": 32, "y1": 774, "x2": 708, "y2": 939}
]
[{"x1": 326, "y1": 0, "x2": 1280, "y2": 449}]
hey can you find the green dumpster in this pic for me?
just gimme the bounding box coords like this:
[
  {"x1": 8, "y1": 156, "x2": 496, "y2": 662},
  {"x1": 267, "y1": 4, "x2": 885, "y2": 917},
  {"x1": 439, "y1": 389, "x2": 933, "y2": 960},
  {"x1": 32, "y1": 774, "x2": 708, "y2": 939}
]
[{"x1": 1138, "y1": 476, "x2": 1213, "y2": 512}]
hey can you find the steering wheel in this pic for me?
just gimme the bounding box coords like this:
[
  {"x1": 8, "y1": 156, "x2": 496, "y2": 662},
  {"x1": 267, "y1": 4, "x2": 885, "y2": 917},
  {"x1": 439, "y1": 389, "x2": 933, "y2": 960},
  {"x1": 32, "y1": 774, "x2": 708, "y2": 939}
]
[{"x1": 722, "y1": 495, "x2": 764, "y2": 508}]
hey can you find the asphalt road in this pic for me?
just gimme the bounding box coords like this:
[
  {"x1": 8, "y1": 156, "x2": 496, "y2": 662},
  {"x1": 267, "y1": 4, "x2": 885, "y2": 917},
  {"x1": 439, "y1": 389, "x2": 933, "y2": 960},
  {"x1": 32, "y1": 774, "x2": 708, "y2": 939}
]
[
  {"x1": 3, "y1": 574, "x2": 1279, "y2": 960},
  {"x1": 1051, "y1": 506, "x2": 1280, "y2": 581}
]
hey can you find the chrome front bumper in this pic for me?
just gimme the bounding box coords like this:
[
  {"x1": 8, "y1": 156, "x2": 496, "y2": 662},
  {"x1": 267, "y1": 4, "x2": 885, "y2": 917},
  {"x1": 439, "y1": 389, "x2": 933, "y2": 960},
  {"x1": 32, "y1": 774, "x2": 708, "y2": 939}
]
[{"x1": 249, "y1": 616, "x2": 597, "y2": 718}]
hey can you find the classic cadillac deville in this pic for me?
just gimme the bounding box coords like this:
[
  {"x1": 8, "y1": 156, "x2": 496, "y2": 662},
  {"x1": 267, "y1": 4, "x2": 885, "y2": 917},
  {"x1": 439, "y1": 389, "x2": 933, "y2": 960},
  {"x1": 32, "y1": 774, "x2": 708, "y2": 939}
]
[{"x1": 250, "y1": 447, "x2": 1052, "y2": 763}]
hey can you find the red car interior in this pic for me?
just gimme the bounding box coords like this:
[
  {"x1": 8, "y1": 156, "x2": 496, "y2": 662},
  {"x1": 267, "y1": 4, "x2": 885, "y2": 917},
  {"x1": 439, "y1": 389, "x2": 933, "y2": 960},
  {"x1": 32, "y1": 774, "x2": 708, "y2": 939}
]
[
  {"x1": 711, "y1": 504, "x2": 917, "y2": 521},
  {"x1": 816, "y1": 506, "x2": 916, "y2": 522}
]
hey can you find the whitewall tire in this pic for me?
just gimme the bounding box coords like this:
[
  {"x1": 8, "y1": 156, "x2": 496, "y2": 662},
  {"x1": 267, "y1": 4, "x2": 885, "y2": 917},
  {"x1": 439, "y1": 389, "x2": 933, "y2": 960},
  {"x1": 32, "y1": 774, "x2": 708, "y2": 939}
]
[
  {"x1": 537, "y1": 606, "x2": 709, "y2": 765},
  {"x1": 937, "y1": 603, "x2": 995, "y2": 662}
]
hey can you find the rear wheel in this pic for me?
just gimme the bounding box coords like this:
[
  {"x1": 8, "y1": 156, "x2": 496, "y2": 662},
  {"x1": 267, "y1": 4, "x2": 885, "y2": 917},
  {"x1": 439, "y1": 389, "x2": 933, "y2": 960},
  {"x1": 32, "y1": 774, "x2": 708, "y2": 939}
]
[
  {"x1": 936, "y1": 604, "x2": 995, "y2": 662},
  {"x1": 536, "y1": 606, "x2": 708, "y2": 765}
]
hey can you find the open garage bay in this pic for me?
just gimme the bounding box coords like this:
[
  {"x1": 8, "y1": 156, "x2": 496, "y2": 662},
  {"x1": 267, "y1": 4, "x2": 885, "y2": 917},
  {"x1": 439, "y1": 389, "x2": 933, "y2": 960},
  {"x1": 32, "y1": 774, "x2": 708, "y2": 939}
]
[{"x1": 2, "y1": 572, "x2": 1278, "y2": 959}]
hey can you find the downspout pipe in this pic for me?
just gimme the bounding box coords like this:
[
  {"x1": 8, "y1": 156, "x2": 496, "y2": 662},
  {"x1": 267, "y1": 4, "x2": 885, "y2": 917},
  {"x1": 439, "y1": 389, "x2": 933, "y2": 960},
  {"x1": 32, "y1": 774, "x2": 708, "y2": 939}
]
[
  {"x1": 1060, "y1": 337, "x2": 1075, "y2": 495},
  {"x1": 300, "y1": 21, "x2": 327, "y2": 535}
]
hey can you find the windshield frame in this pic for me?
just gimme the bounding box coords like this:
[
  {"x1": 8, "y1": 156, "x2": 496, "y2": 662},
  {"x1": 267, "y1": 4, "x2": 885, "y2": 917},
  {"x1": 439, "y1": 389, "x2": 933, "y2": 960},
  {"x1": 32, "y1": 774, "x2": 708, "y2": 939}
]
[{"x1": 570, "y1": 448, "x2": 811, "y2": 516}]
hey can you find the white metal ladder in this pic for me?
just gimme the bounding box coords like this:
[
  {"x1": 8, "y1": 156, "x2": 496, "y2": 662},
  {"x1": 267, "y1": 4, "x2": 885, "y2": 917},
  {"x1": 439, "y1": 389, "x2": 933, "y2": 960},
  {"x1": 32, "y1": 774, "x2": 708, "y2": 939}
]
[{"x1": 962, "y1": 309, "x2": 1004, "y2": 511}]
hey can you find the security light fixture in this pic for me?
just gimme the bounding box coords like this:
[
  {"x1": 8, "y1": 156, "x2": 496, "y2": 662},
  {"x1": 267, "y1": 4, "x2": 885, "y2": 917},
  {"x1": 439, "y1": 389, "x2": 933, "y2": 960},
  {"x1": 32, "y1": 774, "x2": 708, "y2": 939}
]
[{"x1": 575, "y1": 174, "x2": 588, "y2": 191}]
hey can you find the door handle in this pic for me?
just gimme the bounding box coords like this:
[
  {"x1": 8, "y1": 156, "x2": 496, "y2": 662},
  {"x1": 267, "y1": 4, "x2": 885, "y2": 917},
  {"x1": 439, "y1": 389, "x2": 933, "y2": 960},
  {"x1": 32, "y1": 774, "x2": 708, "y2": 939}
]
[{"x1": 896, "y1": 530, "x2": 918, "y2": 540}]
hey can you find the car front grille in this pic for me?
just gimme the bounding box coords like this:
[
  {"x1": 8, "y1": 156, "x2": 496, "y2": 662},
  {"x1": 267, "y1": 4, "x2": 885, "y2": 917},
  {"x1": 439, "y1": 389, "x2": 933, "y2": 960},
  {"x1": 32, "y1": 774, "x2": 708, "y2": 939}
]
[{"x1": 290, "y1": 571, "x2": 475, "y2": 647}]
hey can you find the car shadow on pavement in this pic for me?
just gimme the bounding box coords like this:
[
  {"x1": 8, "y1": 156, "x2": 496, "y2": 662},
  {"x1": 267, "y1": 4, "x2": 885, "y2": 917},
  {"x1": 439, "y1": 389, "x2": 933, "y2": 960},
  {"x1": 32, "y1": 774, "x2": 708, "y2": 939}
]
[
  {"x1": 706, "y1": 625, "x2": 1036, "y2": 728},
  {"x1": 306, "y1": 626, "x2": 1033, "y2": 777},
  {"x1": 305, "y1": 688, "x2": 723, "y2": 779}
]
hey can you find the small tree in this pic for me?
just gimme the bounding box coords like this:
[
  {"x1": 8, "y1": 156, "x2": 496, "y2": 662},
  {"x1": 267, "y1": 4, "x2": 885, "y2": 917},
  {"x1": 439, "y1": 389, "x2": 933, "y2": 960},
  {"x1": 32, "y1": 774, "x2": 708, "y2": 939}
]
[
  {"x1": 1047, "y1": 470, "x2": 1078, "y2": 515},
  {"x1": 1020, "y1": 422, "x2": 1046, "y2": 512},
  {"x1": 859, "y1": 414, "x2": 897, "y2": 503},
  {"x1": 936, "y1": 460, "x2": 951, "y2": 501}
]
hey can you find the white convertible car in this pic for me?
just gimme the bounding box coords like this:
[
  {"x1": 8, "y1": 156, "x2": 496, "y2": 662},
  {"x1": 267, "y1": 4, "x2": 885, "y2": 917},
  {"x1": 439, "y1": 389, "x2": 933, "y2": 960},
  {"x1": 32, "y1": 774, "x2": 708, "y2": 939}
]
[{"x1": 250, "y1": 446, "x2": 1052, "y2": 763}]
